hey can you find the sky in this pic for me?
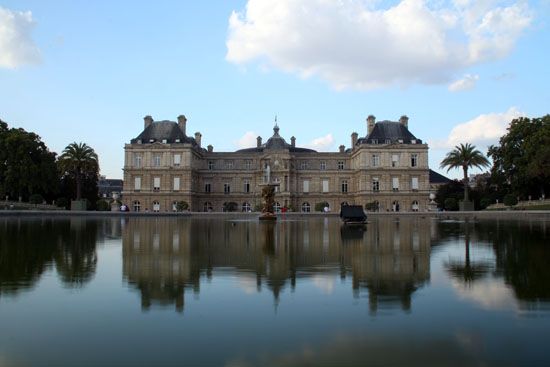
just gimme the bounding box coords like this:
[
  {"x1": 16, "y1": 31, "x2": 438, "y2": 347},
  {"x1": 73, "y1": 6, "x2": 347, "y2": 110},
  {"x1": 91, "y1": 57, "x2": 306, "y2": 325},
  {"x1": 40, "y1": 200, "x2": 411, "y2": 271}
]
[{"x1": 1, "y1": 0, "x2": 549, "y2": 180}]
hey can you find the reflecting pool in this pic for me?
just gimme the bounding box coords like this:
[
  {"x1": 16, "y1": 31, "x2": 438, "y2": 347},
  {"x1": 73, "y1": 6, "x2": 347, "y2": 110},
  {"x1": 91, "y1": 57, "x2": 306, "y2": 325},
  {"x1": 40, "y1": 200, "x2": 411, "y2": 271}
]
[{"x1": 1, "y1": 216, "x2": 550, "y2": 366}]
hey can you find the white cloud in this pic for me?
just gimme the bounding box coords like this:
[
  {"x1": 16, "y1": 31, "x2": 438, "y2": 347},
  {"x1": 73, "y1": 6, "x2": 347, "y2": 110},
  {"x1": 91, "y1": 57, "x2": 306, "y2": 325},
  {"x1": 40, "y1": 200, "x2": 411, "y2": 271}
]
[
  {"x1": 0, "y1": 6, "x2": 41, "y2": 69},
  {"x1": 452, "y1": 279, "x2": 518, "y2": 311},
  {"x1": 226, "y1": 0, "x2": 531, "y2": 90},
  {"x1": 311, "y1": 274, "x2": 335, "y2": 295},
  {"x1": 430, "y1": 107, "x2": 524, "y2": 150},
  {"x1": 234, "y1": 131, "x2": 258, "y2": 149},
  {"x1": 304, "y1": 133, "x2": 334, "y2": 151},
  {"x1": 448, "y1": 74, "x2": 479, "y2": 92}
]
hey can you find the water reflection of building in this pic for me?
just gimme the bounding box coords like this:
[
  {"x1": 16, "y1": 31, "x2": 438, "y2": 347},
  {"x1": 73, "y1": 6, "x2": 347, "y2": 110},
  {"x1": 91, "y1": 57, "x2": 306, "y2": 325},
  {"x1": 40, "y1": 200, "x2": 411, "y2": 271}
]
[{"x1": 121, "y1": 217, "x2": 431, "y2": 313}]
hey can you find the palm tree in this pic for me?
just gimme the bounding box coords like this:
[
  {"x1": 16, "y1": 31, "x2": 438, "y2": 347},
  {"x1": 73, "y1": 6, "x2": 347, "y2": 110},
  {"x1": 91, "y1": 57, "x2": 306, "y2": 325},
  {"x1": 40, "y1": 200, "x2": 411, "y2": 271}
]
[
  {"x1": 440, "y1": 143, "x2": 490, "y2": 202},
  {"x1": 58, "y1": 142, "x2": 99, "y2": 200}
]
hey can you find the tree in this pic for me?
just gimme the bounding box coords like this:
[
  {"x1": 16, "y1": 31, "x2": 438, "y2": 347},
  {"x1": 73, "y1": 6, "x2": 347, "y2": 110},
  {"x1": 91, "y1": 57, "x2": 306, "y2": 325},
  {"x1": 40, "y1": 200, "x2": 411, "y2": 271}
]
[
  {"x1": 58, "y1": 142, "x2": 99, "y2": 200},
  {"x1": 0, "y1": 120, "x2": 58, "y2": 201},
  {"x1": 440, "y1": 143, "x2": 490, "y2": 203},
  {"x1": 488, "y1": 115, "x2": 550, "y2": 199}
]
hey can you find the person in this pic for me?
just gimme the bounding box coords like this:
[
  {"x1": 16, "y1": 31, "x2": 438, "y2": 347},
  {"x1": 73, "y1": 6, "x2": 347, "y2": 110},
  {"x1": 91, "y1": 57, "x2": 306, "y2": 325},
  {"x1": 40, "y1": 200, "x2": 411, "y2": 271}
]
[{"x1": 323, "y1": 206, "x2": 329, "y2": 213}]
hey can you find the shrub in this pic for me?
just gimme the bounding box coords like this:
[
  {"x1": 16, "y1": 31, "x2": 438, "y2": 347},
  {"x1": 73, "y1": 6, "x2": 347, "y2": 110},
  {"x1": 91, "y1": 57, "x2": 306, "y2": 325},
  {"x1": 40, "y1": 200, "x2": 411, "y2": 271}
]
[
  {"x1": 503, "y1": 194, "x2": 518, "y2": 207},
  {"x1": 29, "y1": 194, "x2": 44, "y2": 205},
  {"x1": 175, "y1": 201, "x2": 189, "y2": 212},
  {"x1": 56, "y1": 197, "x2": 69, "y2": 209},
  {"x1": 444, "y1": 198, "x2": 458, "y2": 211},
  {"x1": 96, "y1": 199, "x2": 110, "y2": 211},
  {"x1": 223, "y1": 202, "x2": 238, "y2": 212},
  {"x1": 365, "y1": 201, "x2": 378, "y2": 212},
  {"x1": 314, "y1": 201, "x2": 329, "y2": 212},
  {"x1": 479, "y1": 197, "x2": 491, "y2": 210}
]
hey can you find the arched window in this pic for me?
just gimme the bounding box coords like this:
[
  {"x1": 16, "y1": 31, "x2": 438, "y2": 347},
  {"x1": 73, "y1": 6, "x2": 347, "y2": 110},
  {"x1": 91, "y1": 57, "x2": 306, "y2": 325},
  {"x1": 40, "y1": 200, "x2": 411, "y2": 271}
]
[
  {"x1": 152, "y1": 201, "x2": 160, "y2": 212},
  {"x1": 302, "y1": 202, "x2": 311, "y2": 213},
  {"x1": 374, "y1": 200, "x2": 380, "y2": 212},
  {"x1": 392, "y1": 201, "x2": 400, "y2": 212},
  {"x1": 411, "y1": 200, "x2": 419, "y2": 212},
  {"x1": 242, "y1": 202, "x2": 251, "y2": 212},
  {"x1": 341, "y1": 201, "x2": 349, "y2": 207},
  {"x1": 172, "y1": 201, "x2": 178, "y2": 212},
  {"x1": 133, "y1": 201, "x2": 141, "y2": 212},
  {"x1": 203, "y1": 202, "x2": 213, "y2": 212},
  {"x1": 273, "y1": 202, "x2": 281, "y2": 213}
]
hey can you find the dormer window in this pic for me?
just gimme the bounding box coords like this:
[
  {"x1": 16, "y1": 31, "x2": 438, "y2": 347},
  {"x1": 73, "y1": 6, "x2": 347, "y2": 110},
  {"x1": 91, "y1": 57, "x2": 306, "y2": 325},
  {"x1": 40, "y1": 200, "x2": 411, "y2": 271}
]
[
  {"x1": 137, "y1": 139, "x2": 142, "y2": 144},
  {"x1": 371, "y1": 139, "x2": 378, "y2": 144},
  {"x1": 149, "y1": 139, "x2": 155, "y2": 143},
  {"x1": 175, "y1": 139, "x2": 180, "y2": 143},
  {"x1": 385, "y1": 139, "x2": 391, "y2": 144},
  {"x1": 411, "y1": 139, "x2": 417, "y2": 144},
  {"x1": 162, "y1": 139, "x2": 167, "y2": 144},
  {"x1": 398, "y1": 139, "x2": 403, "y2": 144}
]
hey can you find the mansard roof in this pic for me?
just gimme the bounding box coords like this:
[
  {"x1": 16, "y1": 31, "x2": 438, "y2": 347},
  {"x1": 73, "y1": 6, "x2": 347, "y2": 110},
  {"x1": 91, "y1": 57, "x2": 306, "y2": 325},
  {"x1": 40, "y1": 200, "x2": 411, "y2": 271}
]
[
  {"x1": 429, "y1": 169, "x2": 452, "y2": 184},
  {"x1": 357, "y1": 121, "x2": 422, "y2": 145},
  {"x1": 131, "y1": 121, "x2": 198, "y2": 145},
  {"x1": 236, "y1": 124, "x2": 316, "y2": 153}
]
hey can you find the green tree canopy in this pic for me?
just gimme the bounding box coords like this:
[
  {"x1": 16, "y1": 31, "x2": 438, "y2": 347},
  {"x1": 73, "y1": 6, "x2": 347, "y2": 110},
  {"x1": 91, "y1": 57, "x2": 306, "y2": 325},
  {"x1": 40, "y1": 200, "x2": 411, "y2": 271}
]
[
  {"x1": 440, "y1": 143, "x2": 490, "y2": 203},
  {"x1": 58, "y1": 142, "x2": 99, "y2": 200},
  {"x1": 0, "y1": 120, "x2": 58, "y2": 201},
  {"x1": 488, "y1": 115, "x2": 550, "y2": 199}
]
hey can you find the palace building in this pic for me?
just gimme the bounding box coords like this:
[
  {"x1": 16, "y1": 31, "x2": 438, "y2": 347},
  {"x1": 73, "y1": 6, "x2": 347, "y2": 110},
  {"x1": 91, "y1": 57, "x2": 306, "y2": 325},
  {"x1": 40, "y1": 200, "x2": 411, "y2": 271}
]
[{"x1": 122, "y1": 114, "x2": 431, "y2": 212}]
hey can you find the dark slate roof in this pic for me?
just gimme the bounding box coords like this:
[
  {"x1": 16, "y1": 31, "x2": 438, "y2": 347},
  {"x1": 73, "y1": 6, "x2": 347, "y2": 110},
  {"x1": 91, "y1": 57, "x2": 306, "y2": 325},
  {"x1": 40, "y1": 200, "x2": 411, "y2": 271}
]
[
  {"x1": 130, "y1": 121, "x2": 197, "y2": 145},
  {"x1": 429, "y1": 169, "x2": 452, "y2": 184},
  {"x1": 236, "y1": 125, "x2": 316, "y2": 153},
  {"x1": 356, "y1": 121, "x2": 422, "y2": 145}
]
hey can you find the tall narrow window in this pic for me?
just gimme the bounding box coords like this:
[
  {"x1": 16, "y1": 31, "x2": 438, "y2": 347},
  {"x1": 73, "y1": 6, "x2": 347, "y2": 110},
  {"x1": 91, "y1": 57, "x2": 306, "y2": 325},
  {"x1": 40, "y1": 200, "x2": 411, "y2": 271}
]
[
  {"x1": 303, "y1": 180, "x2": 310, "y2": 193},
  {"x1": 133, "y1": 201, "x2": 141, "y2": 212},
  {"x1": 320, "y1": 161, "x2": 326, "y2": 170},
  {"x1": 391, "y1": 154, "x2": 399, "y2": 167},
  {"x1": 173, "y1": 154, "x2": 181, "y2": 166},
  {"x1": 300, "y1": 161, "x2": 308, "y2": 170},
  {"x1": 226, "y1": 160, "x2": 234, "y2": 169},
  {"x1": 134, "y1": 177, "x2": 141, "y2": 191},
  {"x1": 392, "y1": 177, "x2": 399, "y2": 191},
  {"x1": 243, "y1": 179, "x2": 250, "y2": 193},
  {"x1": 224, "y1": 183, "x2": 230, "y2": 194},
  {"x1": 372, "y1": 177, "x2": 379, "y2": 192},
  {"x1": 322, "y1": 179, "x2": 329, "y2": 193},
  {"x1": 204, "y1": 183, "x2": 211, "y2": 193},
  {"x1": 338, "y1": 161, "x2": 344, "y2": 170},
  {"x1": 411, "y1": 177, "x2": 419, "y2": 190},
  {"x1": 134, "y1": 154, "x2": 142, "y2": 168},
  {"x1": 411, "y1": 154, "x2": 418, "y2": 167},
  {"x1": 341, "y1": 180, "x2": 348, "y2": 193},
  {"x1": 371, "y1": 154, "x2": 380, "y2": 167},
  {"x1": 153, "y1": 155, "x2": 161, "y2": 167},
  {"x1": 153, "y1": 177, "x2": 161, "y2": 191},
  {"x1": 244, "y1": 160, "x2": 252, "y2": 170},
  {"x1": 173, "y1": 177, "x2": 180, "y2": 191},
  {"x1": 208, "y1": 161, "x2": 214, "y2": 170}
]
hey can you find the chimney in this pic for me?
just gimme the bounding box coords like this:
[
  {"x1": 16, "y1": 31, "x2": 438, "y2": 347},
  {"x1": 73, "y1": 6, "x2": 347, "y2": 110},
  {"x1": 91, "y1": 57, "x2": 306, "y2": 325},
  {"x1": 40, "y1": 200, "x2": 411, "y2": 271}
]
[
  {"x1": 195, "y1": 132, "x2": 202, "y2": 147},
  {"x1": 144, "y1": 115, "x2": 153, "y2": 129},
  {"x1": 257, "y1": 136, "x2": 262, "y2": 148},
  {"x1": 207, "y1": 144, "x2": 213, "y2": 152},
  {"x1": 351, "y1": 132, "x2": 358, "y2": 147},
  {"x1": 177, "y1": 115, "x2": 187, "y2": 135},
  {"x1": 290, "y1": 136, "x2": 296, "y2": 147},
  {"x1": 399, "y1": 115, "x2": 409, "y2": 129},
  {"x1": 339, "y1": 145, "x2": 345, "y2": 153},
  {"x1": 367, "y1": 115, "x2": 376, "y2": 135}
]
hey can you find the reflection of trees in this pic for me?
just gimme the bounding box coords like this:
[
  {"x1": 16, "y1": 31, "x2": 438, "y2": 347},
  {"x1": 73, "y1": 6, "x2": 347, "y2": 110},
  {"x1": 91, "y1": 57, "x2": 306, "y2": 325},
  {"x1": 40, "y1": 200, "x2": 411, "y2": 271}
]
[
  {"x1": 122, "y1": 217, "x2": 432, "y2": 313},
  {"x1": 445, "y1": 220, "x2": 492, "y2": 284},
  {"x1": 0, "y1": 218, "x2": 100, "y2": 297}
]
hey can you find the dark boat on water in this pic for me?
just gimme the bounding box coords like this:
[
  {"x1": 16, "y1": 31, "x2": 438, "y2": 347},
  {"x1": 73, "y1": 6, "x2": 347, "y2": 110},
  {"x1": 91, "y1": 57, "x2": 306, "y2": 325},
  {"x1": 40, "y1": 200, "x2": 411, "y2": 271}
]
[{"x1": 340, "y1": 205, "x2": 367, "y2": 225}]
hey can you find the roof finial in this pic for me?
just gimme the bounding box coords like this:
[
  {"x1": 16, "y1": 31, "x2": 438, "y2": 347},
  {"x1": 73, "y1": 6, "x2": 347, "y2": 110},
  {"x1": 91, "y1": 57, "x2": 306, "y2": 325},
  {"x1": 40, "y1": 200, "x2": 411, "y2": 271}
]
[{"x1": 273, "y1": 115, "x2": 280, "y2": 136}]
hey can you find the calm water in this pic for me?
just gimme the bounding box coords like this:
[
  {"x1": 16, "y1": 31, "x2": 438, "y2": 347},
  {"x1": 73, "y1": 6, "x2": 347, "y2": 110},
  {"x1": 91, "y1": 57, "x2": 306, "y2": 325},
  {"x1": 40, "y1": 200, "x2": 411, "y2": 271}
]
[{"x1": 1, "y1": 216, "x2": 550, "y2": 366}]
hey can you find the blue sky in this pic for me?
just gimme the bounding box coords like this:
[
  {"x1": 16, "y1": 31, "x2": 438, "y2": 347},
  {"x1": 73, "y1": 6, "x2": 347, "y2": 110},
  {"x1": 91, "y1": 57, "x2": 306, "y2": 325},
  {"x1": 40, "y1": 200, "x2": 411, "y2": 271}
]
[{"x1": 1, "y1": 0, "x2": 549, "y2": 179}]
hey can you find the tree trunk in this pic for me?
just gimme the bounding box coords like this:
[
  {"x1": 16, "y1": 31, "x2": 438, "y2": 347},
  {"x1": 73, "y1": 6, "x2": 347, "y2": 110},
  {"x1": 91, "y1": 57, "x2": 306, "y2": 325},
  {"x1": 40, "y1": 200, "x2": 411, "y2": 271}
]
[
  {"x1": 463, "y1": 166, "x2": 469, "y2": 202},
  {"x1": 76, "y1": 172, "x2": 82, "y2": 200}
]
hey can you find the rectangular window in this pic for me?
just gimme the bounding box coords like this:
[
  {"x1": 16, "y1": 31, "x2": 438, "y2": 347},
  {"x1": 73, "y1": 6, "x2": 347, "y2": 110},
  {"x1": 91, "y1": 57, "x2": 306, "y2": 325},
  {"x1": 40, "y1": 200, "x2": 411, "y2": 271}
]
[
  {"x1": 224, "y1": 183, "x2": 230, "y2": 194},
  {"x1": 244, "y1": 160, "x2": 252, "y2": 170},
  {"x1": 338, "y1": 161, "x2": 344, "y2": 170},
  {"x1": 204, "y1": 183, "x2": 211, "y2": 193},
  {"x1": 134, "y1": 154, "x2": 142, "y2": 168},
  {"x1": 392, "y1": 154, "x2": 399, "y2": 167},
  {"x1": 226, "y1": 160, "x2": 234, "y2": 169},
  {"x1": 372, "y1": 177, "x2": 379, "y2": 192},
  {"x1": 134, "y1": 177, "x2": 141, "y2": 191},
  {"x1": 153, "y1": 177, "x2": 161, "y2": 191},
  {"x1": 173, "y1": 154, "x2": 181, "y2": 166},
  {"x1": 300, "y1": 161, "x2": 308, "y2": 170},
  {"x1": 341, "y1": 180, "x2": 348, "y2": 193},
  {"x1": 153, "y1": 155, "x2": 161, "y2": 167},
  {"x1": 243, "y1": 179, "x2": 250, "y2": 193},
  {"x1": 371, "y1": 154, "x2": 380, "y2": 167},
  {"x1": 411, "y1": 177, "x2": 419, "y2": 190},
  {"x1": 173, "y1": 177, "x2": 180, "y2": 191},
  {"x1": 303, "y1": 180, "x2": 310, "y2": 193},
  {"x1": 320, "y1": 161, "x2": 326, "y2": 170},
  {"x1": 392, "y1": 177, "x2": 399, "y2": 191},
  {"x1": 322, "y1": 179, "x2": 329, "y2": 193},
  {"x1": 411, "y1": 154, "x2": 418, "y2": 167},
  {"x1": 385, "y1": 139, "x2": 391, "y2": 144},
  {"x1": 208, "y1": 161, "x2": 214, "y2": 170}
]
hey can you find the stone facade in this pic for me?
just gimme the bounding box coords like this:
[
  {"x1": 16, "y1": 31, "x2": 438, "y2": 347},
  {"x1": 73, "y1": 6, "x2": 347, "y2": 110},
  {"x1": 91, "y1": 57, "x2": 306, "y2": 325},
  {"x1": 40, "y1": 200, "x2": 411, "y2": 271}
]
[{"x1": 122, "y1": 114, "x2": 431, "y2": 212}]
